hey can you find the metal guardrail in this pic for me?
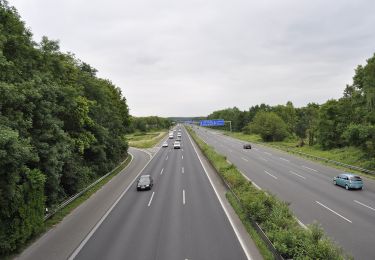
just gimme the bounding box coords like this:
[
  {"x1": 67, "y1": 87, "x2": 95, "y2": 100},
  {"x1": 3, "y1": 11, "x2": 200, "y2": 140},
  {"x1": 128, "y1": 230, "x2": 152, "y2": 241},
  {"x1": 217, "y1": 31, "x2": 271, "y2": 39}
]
[
  {"x1": 221, "y1": 132, "x2": 375, "y2": 176},
  {"x1": 44, "y1": 155, "x2": 131, "y2": 221},
  {"x1": 284, "y1": 149, "x2": 375, "y2": 175},
  {"x1": 222, "y1": 175, "x2": 284, "y2": 260},
  {"x1": 188, "y1": 128, "x2": 284, "y2": 260}
]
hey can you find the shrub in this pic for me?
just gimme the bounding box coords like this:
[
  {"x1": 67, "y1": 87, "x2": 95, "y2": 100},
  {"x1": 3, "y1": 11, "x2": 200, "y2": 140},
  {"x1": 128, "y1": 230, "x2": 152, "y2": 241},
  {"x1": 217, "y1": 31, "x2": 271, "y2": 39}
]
[{"x1": 187, "y1": 127, "x2": 348, "y2": 259}]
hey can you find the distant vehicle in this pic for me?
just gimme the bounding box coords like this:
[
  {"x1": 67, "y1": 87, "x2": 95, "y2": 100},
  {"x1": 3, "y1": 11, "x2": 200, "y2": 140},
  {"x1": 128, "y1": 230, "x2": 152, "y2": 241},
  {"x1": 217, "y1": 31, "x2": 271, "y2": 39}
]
[
  {"x1": 162, "y1": 141, "x2": 168, "y2": 147},
  {"x1": 169, "y1": 133, "x2": 174, "y2": 139},
  {"x1": 173, "y1": 141, "x2": 181, "y2": 149},
  {"x1": 243, "y1": 144, "x2": 252, "y2": 149},
  {"x1": 333, "y1": 173, "x2": 363, "y2": 190},
  {"x1": 136, "y1": 175, "x2": 153, "y2": 191},
  {"x1": 176, "y1": 136, "x2": 181, "y2": 142},
  {"x1": 177, "y1": 132, "x2": 182, "y2": 137}
]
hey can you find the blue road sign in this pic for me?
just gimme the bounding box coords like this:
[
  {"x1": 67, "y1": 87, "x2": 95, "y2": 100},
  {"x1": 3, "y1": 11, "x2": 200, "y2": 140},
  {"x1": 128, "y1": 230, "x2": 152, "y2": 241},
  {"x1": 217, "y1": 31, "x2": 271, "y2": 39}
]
[{"x1": 200, "y1": 119, "x2": 225, "y2": 127}]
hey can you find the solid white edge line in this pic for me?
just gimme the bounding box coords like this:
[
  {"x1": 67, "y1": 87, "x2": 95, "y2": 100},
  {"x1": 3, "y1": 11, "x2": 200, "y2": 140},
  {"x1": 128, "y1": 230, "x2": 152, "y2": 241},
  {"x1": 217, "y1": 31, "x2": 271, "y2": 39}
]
[
  {"x1": 354, "y1": 200, "x2": 375, "y2": 211},
  {"x1": 315, "y1": 201, "x2": 352, "y2": 223},
  {"x1": 183, "y1": 189, "x2": 186, "y2": 205},
  {"x1": 264, "y1": 170, "x2": 278, "y2": 179},
  {"x1": 239, "y1": 170, "x2": 262, "y2": 191},
  {"x1": 68, "y1": 150, "x2": 157, "y2": 260},
  {"x1": 148, "y1": 192, "x2": 155, "y2": 207},
  {"x1": 295, "y1": 218, "x2": 307, "y2": 229},
  {"x1": 239, "y1": 171, "x2": 307, "y2": 229},
  {"x1": 289, "y1": 171, "x2": 306, "y2": 179},
  {"x1": 241, "y1": 157, "x2": 248, "y2": 162},
  {"x1": 279, "y1": 157, "x2": 290, "y2": 162},
  {"x1": 131, "y1": 147, "x2": 153, "y2": 159},
  {"x1": 186, "y1": 129, "x2": 253, "y2": 260}
]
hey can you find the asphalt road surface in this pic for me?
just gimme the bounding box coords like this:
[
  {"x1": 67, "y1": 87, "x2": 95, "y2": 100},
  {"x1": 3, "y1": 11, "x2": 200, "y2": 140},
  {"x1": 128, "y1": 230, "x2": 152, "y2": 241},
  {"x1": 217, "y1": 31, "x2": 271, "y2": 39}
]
[
  {"x1": 17, "y1": 148, "x2": 150, "y2": 260},
  {"x1": 193, "y1": 126, "x2": 375, "y2": 260},
  {"x1": 71, "y1": 128, "x2": 248, "y2": 260}
]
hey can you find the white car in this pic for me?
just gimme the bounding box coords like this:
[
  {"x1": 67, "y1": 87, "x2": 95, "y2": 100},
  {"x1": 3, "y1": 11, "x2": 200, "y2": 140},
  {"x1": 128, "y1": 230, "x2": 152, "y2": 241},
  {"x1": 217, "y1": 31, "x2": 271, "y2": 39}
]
[
  {"x1": 177, "y1": 133, "x2": 181, "y2": 137},
  {"x1": 173, "y1": 141, "x2": 181, "y2": 149},
  {"x1": 162, "y1": 142, "x2": 168, "y2": 147}
]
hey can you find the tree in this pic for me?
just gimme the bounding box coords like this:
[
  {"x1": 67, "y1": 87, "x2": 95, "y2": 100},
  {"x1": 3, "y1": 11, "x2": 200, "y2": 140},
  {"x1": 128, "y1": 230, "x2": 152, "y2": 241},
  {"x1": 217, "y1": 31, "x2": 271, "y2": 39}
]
[
  {"x1": 273, "y1": 101, "x2": 297, "y2": 135},
  {"x1": 247, "y1": 111, "x2": 289, "y2": 141}
]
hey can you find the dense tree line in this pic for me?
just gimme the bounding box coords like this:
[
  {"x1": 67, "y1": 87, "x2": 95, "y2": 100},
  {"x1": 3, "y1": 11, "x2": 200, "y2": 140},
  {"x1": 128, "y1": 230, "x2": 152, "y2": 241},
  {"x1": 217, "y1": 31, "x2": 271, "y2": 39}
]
[
  {"x1": 0, "y1": 1, "x2": 130, "y2": 253},
  {"x1": 129, "y1": 116, "x2": 171, "y2": 132},
  {"x1": 206, "y1": 53, "x2": 375, "y2": 167}
]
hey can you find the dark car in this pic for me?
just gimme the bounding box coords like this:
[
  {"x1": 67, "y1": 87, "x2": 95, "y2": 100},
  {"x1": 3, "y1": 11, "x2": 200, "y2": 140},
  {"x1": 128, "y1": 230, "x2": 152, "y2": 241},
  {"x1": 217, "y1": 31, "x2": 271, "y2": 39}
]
[
  {"x1": 136, "y1": 175, "x2": 153, "y2": 191},
  {"x1": 243, "y1": 143, "x2": 252, "y2": 149}
]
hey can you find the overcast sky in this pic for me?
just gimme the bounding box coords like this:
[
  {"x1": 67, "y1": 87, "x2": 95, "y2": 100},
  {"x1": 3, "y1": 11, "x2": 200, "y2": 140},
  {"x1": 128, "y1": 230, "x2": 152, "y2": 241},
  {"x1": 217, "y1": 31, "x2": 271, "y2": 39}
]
[{"x1": 10, "y1": 0, "x2": 375, "y2": 117}]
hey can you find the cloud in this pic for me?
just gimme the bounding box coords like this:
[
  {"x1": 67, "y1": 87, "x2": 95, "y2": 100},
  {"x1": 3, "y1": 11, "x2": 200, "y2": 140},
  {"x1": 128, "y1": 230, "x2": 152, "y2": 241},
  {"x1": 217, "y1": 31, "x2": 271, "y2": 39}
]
[{"x1": 10, "y1": 0, "x2": 375, "y2": 116}]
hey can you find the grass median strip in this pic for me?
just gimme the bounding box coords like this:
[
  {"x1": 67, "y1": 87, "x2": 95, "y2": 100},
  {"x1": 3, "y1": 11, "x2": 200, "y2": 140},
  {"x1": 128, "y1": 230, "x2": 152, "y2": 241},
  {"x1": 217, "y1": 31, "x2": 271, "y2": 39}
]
[{"x1": 187, "y1": 127, "x2": 349, "y2": 260}]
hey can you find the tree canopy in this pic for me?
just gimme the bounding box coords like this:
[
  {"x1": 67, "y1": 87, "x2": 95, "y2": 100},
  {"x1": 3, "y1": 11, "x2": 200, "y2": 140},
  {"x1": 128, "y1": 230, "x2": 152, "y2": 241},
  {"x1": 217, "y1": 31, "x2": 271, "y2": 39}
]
[{"x1": 0, "y1": 1, "x2": 130, "y2": 253}]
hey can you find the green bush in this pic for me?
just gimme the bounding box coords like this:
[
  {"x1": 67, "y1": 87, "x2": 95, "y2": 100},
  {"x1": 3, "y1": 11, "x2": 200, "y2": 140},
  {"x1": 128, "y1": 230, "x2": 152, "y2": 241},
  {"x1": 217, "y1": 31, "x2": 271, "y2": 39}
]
[
  {"x1": 187, "y1": 127, "x2": 348, "y2": 259},
  {"x1": 0, "y1": 169, "x2": 45, "y2": 255}
]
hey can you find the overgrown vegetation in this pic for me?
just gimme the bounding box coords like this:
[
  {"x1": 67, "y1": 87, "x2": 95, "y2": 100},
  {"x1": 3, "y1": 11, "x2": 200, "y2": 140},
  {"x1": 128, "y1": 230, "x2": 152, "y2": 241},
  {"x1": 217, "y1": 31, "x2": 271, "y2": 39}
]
[
  {"x1": 188, "y1": 127, "x2": 349, "y2": 259},
  {"x1": 206, "y1": 55, "x2": 375, "y2": 169},
  {"x1": 129, "y1": 116, "x2": 171, "y2": 133},
  {"x1": 0, "y1": 1, "x2": 130, "y2": 254}
]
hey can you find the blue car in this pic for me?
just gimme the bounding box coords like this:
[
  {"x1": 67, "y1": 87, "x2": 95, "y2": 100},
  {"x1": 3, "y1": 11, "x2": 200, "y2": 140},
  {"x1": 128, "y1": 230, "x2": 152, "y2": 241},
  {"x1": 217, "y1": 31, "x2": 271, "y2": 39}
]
[{"x1": 333, "y1": 173, "x2": 363, "y2": 190}]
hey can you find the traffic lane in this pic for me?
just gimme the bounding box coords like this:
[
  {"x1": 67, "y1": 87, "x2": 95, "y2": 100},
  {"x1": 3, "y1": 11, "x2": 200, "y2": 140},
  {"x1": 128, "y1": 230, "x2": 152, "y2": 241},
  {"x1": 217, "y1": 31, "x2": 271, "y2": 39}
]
[
  {"x1": 198, "y1": 127, "x2": 375, "y2": 193},
  {"x1": 137, "y1": 144, "x2": 186, "y2": 260},
  {"x1": 198, "y1": 128, "x2": 375, "y2": 226},
  {"x1": 181, "y1": 128, "x2": 248, "y2": 260},
  {"x1": 73, "y1": 145, "x2": 172, "y2": 260},
  {"x1": 75, "y1": 134, "x2": 247, "y2": 260},
  {"x1": 196, "y1": 126, "x2": 375, "y2": 204},
  {"x1": 195, "y1": 129, "x2": 375, "y2": 260},
  {"x1": 18, "y1": 148, "x2": 150, "y2": 260}
]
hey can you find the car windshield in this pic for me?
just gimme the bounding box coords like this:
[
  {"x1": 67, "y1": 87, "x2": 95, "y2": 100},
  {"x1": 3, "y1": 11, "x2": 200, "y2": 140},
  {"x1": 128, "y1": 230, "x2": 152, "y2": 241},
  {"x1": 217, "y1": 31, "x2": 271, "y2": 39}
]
[
  {"x1": 350, "y1": 176, "x2": 362, "y2": 181},
  {"x1": 139, "y1": 177, "x2": 150, "y2": 184}
]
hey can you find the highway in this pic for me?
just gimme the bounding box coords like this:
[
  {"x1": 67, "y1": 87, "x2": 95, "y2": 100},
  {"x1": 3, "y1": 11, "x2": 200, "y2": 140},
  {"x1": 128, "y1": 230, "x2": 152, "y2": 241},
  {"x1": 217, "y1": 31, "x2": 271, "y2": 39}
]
[
  {"x1": 193, "y1": 126, "x2": 375, "y2": 260},
  {"x1": 70, "y1": 127, "x2": 249, "y2": 260}
]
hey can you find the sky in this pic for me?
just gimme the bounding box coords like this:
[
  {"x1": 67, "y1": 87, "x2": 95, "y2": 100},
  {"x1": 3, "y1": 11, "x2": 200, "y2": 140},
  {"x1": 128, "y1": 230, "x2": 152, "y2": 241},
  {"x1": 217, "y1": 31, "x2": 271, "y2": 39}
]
[{"x1": 9, "y1": 0, "x2": 375, "y2": 117}]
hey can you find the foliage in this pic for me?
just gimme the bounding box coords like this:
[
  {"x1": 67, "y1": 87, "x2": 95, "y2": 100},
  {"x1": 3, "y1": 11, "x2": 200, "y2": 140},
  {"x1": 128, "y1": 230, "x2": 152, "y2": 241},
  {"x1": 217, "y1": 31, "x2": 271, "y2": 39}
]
[
  {"x1": 129, "y1": 116, "x2": 171, "y2": 133},
  {"x1": 204, "y1": 53, "x2": 375, "y2": 165},
  {"x1": 188, "y1": 127, "x2": 348, "y2": 259},
  {"x1": 0, "y1": 2, "x2": 130, "y2": 253},
  {"x1": 247, "y1": 111, "x2": 289, "y2": 141}
]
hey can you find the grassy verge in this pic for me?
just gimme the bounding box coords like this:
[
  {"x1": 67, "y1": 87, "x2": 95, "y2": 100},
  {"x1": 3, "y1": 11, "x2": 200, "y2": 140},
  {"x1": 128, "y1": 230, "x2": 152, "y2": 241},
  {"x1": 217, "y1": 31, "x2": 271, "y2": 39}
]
[
  {"x1": 188, "y1": 127, "x2": 349, "y2": 259},
  {"x1": 126, "y1": 130, "x2": 168, "y2": 148},
  {"x1": 7, "y1": 155, "x2": 132, "y2": 259},
  {"x1": 226, "y1": 192, "x2": 274, "y2": 260},
  {"x1": 223, "y1": 131, "x2": 375, "y2": 179}
]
